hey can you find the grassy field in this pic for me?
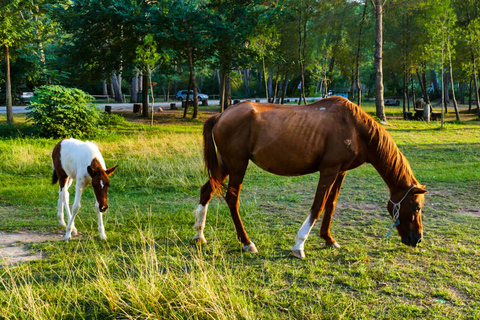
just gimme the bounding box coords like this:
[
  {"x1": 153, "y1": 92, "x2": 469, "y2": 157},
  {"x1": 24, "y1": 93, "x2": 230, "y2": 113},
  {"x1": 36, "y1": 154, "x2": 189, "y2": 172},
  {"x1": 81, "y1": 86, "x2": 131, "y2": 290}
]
[{"x1": 0, "y1": 103, "x2": 479, "y2": 319}]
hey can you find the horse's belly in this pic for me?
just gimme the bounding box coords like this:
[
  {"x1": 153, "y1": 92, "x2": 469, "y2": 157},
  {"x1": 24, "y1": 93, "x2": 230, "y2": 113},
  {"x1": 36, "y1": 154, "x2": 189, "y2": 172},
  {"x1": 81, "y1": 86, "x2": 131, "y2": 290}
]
[{"x1": 250, "y1": 149, "x2": 320, "y2": 176}]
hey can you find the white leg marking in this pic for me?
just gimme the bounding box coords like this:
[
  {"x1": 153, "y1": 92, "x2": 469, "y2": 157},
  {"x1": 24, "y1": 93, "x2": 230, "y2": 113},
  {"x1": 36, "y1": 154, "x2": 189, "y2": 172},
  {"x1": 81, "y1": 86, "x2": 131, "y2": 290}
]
[
  {"x1": 97, "y1": 208, "x2": 107, "y2": 240},
  {"x1": 58, "y1": 187, "x2": 66, "y2": 227},
  {"x1": 242, "y1": 242, "x2": 258, "y2": 253},
  {"x1": 193, "y1": 204, "x2": 208, "y2": 243},
  {"x1": 292, "y1": 215, "x2": 315, "y2": 259}
]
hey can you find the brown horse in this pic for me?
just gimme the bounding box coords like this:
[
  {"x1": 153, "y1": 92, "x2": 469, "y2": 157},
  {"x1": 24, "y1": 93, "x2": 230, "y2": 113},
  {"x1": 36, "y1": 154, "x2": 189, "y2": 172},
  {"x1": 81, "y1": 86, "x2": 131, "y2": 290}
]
[{"x1": 194, "y1": 96, "x2": 427, "y2": 259}]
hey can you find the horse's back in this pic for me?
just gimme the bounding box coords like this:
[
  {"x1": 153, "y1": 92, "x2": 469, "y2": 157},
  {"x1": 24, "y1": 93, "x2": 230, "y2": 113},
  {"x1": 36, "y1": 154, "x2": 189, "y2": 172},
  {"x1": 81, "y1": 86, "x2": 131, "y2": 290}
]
[
  {"x1": 213, "y1": 97, "x2": 362, "y2": 175},
  {"x1": 57, "y1": 138, "x2": 105, "y2": 179}
]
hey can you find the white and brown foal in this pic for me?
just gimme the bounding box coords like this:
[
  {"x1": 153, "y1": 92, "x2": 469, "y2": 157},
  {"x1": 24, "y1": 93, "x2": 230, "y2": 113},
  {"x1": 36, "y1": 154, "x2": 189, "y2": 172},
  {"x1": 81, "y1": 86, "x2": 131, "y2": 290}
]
[{"x1": 52, "y1": 138, "x2": 118, "y2": 240}]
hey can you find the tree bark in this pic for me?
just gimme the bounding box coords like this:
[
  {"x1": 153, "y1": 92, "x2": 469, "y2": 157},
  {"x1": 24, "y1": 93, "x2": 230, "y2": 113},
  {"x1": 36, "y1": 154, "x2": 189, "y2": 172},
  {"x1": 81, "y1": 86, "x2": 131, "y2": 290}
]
[
  {"x1": 4, "y1": 45, "x2": 13, "y2": 124},
  {"x1": 281, "y1": 74, "x2": 289, "y2": 104},
  {"x1": 472, "y1": 49, "x2": 480, "y2": 115},
  {"x1": 102, "y1": 80, "x2": 108, "y2": 96},
  {"x1": 243, "y1": 69, "x2": 250, "y2": 98},
  {"x1": 448, "y1": 43, "x2": 459, "y2": 120},
  {"x1": 374, "y1": 0, "x2": 386, "y2": 122},
  {"x1": 186, "y1": 42, "x2": 199, "y2": 119},
  {"x1": 131, "y1": 72, "x2": 139, "y2": 103},
  {"x1": 468, "y1": 76, "x2": 473, "y2": 112},
  {"x1": 355, "y1": 0, "x2": 368, "y2": 106},
  {"x1": 142, "y1": 73, "x2": 148, "y2": 117},
  {"x1": 111, "y1": 72, "x2": 123, "y2": 103}
]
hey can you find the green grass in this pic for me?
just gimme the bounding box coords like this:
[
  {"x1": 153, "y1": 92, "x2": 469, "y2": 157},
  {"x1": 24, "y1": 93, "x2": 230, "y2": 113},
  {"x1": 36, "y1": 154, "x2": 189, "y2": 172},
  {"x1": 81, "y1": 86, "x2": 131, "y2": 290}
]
[{"x1": 0, "y1": 111, "x2": 479, "y2": 319}]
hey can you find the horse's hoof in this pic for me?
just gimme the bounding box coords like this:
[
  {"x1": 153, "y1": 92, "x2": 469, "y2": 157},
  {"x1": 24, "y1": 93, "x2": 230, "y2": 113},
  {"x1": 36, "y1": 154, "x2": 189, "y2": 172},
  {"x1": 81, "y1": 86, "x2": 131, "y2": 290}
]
[
  {"x1": 327, "y1": 242, "x2": 340, "y2": 249},
  {"x1": 59, "y1": 221, "x2": 66, "y2": 227},
  {"x1": 242, "y1": 242, "x2": 258, "y2": 253},
  {"x1": 100, "y1": 235, "x2": 107, "y2": 240},
  {"x1": 64, "y1": 235, "x2": 71, "y2": 241},
  {"x1": 292, "y1": 249, "x2": 306, "y2": 259},
  {"x1": 71, "y1": 228, "x2": 78, "y2": 236},
  {"x1": 193, "y1": 235, "x2": 207, "y2": 244}
]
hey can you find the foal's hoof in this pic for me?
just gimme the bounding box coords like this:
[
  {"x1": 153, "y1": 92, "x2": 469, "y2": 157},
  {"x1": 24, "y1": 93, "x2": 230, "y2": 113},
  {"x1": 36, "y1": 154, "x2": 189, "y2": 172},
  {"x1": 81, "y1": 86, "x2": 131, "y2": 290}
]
[
  {"x1": 292, "y1": 249, "x2": 306, "y2": 259},
  {"x1": 71, "y1": 228, "x2": 78, "y2": 236},
  {"x1": 242, "y1": 242, "x2": 258, "y2": 253},
  {"x1": 193, "y1": 235, "x2": 207, "y2": 244},
  {"x1": 327, "y1": 242, "x2": 341, "y2": 249}
]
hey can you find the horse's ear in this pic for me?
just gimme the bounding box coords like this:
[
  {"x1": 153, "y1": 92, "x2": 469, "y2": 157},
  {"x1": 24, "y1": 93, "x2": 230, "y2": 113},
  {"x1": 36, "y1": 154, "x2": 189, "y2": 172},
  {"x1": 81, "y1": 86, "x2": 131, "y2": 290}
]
[
  {"x1": 87, "y1": 165, "x2": 95, "y2": 177},
  {"x1": 106, "y1": 165, "x2": 118, "y2": 177},
  {"x1": 413, "y1": 185, "x2": 427, "y2": 195}
]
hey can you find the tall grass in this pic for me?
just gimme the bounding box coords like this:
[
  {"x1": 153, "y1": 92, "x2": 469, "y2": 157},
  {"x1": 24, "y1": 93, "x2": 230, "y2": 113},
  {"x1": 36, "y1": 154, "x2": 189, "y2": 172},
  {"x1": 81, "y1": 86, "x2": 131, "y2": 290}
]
[{"x1": 0, "y1": 113, "x2": 479, "y2": 318}]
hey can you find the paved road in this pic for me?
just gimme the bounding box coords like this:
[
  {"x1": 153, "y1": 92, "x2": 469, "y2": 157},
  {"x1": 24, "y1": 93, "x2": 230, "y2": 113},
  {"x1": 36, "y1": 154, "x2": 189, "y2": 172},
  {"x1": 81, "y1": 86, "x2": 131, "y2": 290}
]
[{"x1": 0, "y1": 97, "x2": 318, "y2": 114}]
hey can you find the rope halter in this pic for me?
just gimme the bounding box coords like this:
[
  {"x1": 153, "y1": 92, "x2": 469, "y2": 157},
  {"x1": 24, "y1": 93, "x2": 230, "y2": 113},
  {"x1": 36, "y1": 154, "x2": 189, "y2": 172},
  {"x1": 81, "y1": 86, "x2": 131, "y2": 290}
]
[{"x1": 384, "y1": 185, "x2": 418, "y2": 238}]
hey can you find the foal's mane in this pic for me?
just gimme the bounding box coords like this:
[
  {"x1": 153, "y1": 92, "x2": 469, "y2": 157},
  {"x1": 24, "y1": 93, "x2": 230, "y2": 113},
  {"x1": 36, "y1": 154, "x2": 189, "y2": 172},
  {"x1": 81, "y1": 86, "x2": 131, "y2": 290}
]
[{"x1": 340, "y1": 98, "x2": 417, "y2": 185}]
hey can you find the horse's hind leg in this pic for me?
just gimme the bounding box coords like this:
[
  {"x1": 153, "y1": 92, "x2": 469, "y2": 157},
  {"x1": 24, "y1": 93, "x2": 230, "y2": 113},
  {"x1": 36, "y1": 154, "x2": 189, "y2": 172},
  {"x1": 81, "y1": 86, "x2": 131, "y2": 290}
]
[
  {"x1": 194, "y1": 175, "x2": 227, "y2": 243},
  {"x1": 225, "y1": 169, "x2": 257, "y2": 253},
  {"x1": 292, "y1": 167, "x2": 340, "y2": 259},
  {"x1": 320, "y1": 172, "x2": 346, "y2": 248},
  {"x1": 57, "y1": 177, "x2": 68, "y2": 227}
]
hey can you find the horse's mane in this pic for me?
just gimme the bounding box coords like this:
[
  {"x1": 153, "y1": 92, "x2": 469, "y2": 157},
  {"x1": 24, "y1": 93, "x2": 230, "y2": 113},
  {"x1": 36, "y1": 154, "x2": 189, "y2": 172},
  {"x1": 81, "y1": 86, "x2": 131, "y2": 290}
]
[{"x1": 338, "y1": 97, "x2": 417, "y2": 185}]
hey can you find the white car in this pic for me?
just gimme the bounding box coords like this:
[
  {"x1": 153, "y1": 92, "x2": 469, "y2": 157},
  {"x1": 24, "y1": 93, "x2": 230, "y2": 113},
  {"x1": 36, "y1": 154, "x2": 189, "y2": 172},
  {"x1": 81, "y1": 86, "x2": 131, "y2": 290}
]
[{"x1": 176, "y1": 90, "x2": 208, "y2": 101}]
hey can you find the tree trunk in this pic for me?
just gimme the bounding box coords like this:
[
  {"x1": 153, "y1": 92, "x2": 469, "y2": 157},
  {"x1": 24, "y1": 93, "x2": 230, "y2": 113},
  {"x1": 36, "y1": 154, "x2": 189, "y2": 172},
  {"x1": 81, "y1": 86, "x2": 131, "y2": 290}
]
[
  {"x1": 403, "y1": 67, "x2": 407, "y2": 115},
  {"x1": 263, "y1": 55, "x2": 269, "y2": 101},
  {"x1": 102, "y1": 80, "x2": 108, "y2": 96},
  {"x1": 472, "y1": 49, "x2": 480, "y2": 115},
  {"x1": 4, "y1": 45, "x2": 13, "y2": 124},
  {"x1": 355, "y1": 0, "x2": 368, "y2": 107},
  {"x1": 243, "y1": 69, "x2": 250, "y2": 98},
  {"x1": 219, "y1": 69, "x2": 231, "y2": 112},
  {"x1": 448, "y1": 44, "x2": 459, "y2": 120},
  {"x1": 267, "y1": 75, "x2": 273, "y2": 101},
  {"x1": 131, "y1": 72, "x2": 139, "y2": 103},
  {"x1": 142, "y1": 74, "x2": 148, "y2": 117},
  {"x1": 410, "y1": 75, "x2": 416, "y2": 107},
  {"x1": 281, "y1": 74, "x2": 289, "y2": 104},
  {"x1": 111, "y1": 72, "x2": 123, "y2": 103},
  {"x1": 468, "y1": 76, "x2": 473, "y2": 112},
  {"x1": 186, "y1": 42, "x2": 199, "y2": 119},
  {"x1": 443, "y1": 71, "x2": 450, "y2": 112},
  {"x1": 374, "y1": 0, "x2": 386, "y2": 122}
]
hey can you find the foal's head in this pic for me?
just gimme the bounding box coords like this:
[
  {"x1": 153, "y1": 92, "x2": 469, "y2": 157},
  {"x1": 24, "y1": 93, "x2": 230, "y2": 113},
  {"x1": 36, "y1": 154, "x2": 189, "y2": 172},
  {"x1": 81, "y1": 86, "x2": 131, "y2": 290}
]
[
  {"x1": 87, "y1": 159, "x2": 118, "y2": 212},
  {"x1": 388, "y1": 185, "x2": 427, "y2": 247}
]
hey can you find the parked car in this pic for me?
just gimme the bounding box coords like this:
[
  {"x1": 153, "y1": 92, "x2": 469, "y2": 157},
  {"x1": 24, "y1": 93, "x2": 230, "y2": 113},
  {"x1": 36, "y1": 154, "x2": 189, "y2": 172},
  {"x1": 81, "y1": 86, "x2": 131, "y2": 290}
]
[
  {"x1": 20, "y1": 91, "x2": 34, "y2": 103},
  {"x1": 384, "y1": 98, "x2": 400, "y2": 106},
  {"x1": 176, "y1": 90, "x2": 208, "y2": 101}
]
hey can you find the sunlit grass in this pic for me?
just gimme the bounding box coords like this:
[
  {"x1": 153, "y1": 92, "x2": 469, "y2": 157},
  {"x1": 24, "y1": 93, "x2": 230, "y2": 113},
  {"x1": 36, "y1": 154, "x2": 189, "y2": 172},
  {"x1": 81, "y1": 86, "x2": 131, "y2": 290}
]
[{"x1": 0, "y1": 110, "x2": 479, "y2": 318}]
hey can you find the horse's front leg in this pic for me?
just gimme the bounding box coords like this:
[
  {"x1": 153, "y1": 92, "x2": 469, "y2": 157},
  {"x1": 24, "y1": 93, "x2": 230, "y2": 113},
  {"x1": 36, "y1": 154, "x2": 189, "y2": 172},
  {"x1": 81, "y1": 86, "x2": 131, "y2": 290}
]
[
  {"x1": 95, "y1": 202, "x2": 107, "y2": 240},
  {"x1": 320, "y1": 172, "x2": 347, "y2": 248},
  {"x1": 292, "y1": 167, "x2": 340, "y2": 259},
  {"x1": 65, "y1": 180, "x2": 83, "y2": 240}
]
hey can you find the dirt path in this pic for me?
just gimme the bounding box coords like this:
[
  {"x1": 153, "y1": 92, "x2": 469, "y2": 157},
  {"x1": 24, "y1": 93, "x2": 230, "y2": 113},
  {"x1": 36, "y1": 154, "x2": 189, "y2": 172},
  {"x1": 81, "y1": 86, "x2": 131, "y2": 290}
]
[{"x1": 0, "y1": 232, "x2": 62, "y2": 266}]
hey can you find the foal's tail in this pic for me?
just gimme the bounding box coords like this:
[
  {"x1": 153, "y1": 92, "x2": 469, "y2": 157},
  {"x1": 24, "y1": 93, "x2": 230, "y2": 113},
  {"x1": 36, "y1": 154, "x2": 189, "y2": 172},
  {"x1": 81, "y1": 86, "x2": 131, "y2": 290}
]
[
  {"x1": 203, "y1": 114, "x2": 225, "y2": 194},
  {"x1": 51, "y1": 169, "x2": 58, "y2": 185}
]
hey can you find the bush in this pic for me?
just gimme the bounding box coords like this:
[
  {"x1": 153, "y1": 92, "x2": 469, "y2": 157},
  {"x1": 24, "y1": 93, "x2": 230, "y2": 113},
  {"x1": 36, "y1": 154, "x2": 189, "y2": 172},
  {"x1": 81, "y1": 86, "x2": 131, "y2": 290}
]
[{"x1": 27, "y1": 85, "x2": 101, "y2": 138}]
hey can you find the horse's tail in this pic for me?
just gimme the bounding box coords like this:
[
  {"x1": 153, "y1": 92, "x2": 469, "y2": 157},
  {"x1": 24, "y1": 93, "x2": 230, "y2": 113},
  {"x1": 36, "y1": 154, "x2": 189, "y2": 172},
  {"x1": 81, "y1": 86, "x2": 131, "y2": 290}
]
[
  {"x1": 203, "y1": 114, "x2": 225, "y2": 194},
  {"x1": 52, "y1": 169, "x2": 58, "y2": 185}
]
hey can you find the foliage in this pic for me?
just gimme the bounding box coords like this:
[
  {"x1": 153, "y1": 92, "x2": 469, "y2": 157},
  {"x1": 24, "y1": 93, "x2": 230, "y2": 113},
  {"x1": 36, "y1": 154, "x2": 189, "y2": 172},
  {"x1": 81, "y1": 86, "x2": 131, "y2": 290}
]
[{"x1": 26, "y1": 85, "x2": 101, "y2": 138}]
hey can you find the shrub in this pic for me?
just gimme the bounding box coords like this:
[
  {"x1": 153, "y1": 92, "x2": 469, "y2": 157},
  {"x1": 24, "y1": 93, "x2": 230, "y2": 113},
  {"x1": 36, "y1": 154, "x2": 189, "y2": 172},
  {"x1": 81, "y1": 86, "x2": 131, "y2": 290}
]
[{"x1": 27, "y1": 85, "x2": 101, "y2": 138}]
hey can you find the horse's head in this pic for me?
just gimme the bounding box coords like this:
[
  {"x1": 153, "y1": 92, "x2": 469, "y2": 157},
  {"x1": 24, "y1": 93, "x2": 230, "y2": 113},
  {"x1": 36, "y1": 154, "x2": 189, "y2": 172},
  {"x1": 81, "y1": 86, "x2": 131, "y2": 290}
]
[
  {"x1": 87, "y1": 160, "x2": 118, "y2": 212},
  {"x1": 388, "y1": 185, "x2": 427, "y2": 247}
]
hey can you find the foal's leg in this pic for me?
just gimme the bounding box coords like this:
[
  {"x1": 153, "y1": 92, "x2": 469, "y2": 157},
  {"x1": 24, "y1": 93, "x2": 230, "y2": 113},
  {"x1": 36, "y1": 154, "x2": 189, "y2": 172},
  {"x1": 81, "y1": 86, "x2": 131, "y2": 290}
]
[
  {"x1": 65, "y1": 179, "x2": 83, "y2": 240},
  {"x1": 225, "y1": 169, "x2": 257, "y2": 253},
  {"x1": 57, "y1": 177, "x2": 68, "y2": 227},
  {"x1": 320, "y1": 172, "x2": 346, "y2": 248},
  {"x1": 292, "y1": 168, "x2": 340, "y2": 259},
  {"x1": 95, "y1": 203, "x2": 107, "y2": 240},
  {"x1": 194, "y1": 176, "x2": 227, "y2": 243}
]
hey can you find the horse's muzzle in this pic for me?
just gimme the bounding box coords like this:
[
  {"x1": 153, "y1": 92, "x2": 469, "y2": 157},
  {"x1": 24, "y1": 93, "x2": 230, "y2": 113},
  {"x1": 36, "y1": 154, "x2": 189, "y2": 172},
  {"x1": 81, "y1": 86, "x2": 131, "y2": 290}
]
[{"x1": 401, "y1": 232, "x2": 423, "y2": 247}]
